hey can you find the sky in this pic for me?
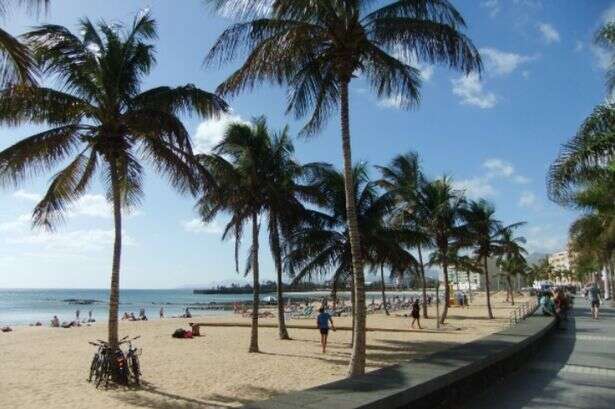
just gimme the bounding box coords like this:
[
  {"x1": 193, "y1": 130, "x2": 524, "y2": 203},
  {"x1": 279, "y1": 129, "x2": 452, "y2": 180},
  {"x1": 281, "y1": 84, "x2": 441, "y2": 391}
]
[{"x1": 0, "y1": 0, "x2": 612, "y2": 289}]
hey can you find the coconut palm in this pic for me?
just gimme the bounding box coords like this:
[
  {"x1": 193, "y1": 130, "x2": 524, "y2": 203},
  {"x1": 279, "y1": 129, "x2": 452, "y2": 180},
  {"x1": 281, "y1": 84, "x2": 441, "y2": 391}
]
[
  {"x1": 415, "y1": 177, "x2": 464, "y2": 324},
  {"x1": 460, "y1": 200, "x2": 524, "y2": 319},
  {"x1": 286, "y1": 163, "x2": 416, "y2": 307},
  {"x1": 204, "y1": 0, "x2": 481, "y2": 376},
  {"x1": 261, "y1": 123, "x2": 329, "y2": 340},
  {"x1": 377, "y1": 152, "x2": 431, "y2": 318},
  {"x1": 197, "y1": 118, "x2": 272, "y2": 352},
  {"x1": 0, "y1": 0, "x2": 49, "y2": 86},
  {"x1": 496, "y1": 227, "x2": 527, "y2": 305},
  {"x1": 0, "y1": 13, "x2": 228, "y2": 349}
]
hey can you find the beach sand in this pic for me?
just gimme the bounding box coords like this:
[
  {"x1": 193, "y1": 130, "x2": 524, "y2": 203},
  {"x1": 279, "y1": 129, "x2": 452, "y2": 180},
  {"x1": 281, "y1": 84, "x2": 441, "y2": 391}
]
[{"x1": 1, "y1": 292, "x2": 531, "y2": 409}]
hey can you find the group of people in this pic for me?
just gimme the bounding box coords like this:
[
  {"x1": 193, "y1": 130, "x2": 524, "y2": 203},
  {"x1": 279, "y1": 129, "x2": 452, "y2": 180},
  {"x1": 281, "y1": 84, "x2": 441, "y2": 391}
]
[
  {"x1": 50, "y1": 309, "x2": 95, "y2": 328},
  {"x1": 539, "y1": 287, "x2": 572, "y2": 328},
  {"x1": 122, "y1": 308, "x2": 149, "y2": 321}
]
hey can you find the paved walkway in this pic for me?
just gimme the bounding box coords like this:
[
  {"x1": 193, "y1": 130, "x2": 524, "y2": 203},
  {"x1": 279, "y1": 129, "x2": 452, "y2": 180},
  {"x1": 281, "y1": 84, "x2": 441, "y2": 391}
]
[{"x1": 464, "y1": 301, "x2": 615, "y2": 409}]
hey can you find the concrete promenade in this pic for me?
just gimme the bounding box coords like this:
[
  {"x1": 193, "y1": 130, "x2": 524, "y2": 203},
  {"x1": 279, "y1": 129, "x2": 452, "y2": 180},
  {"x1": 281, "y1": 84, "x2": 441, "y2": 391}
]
[{"x1": 464, "y1": 302, "x2": 615, "y2": 409}]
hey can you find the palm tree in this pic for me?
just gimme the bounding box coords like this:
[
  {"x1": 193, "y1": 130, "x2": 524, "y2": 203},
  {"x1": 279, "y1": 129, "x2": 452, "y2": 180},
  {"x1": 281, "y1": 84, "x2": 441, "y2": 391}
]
[
  {"x1": 204, "y1": 0, "x2": 481, "y2": 376},
  {"x1": 0, "y1": 0, "x2": 48, "y2": 86},
  {"x1": 261, "y1": 122, "x2": 328, "y2": 340},
  {"x1": 377, "y1": 152, "x2": 431, "y2": 318},
  {"x1": 496, "y1": 227, "x2": 527, "y2": 305},
  {"x1": 460, "y1": 200, "x2": 524, "y2": 319},
  {"x1": 286, "y1": 163, "x2": 416, "y2": 310},
  {"x1": 197, "y1": 118, "x2": 273, "y2": 352},
  {"x1": 595, "y1": 21, "x2": 615, "y2": 95},
  {"x1": 0, "y1": 13, "x2": 228, "y2": 349},
  {"x1": 416, "y1": 177, "x2": 464, "y2": 324}
]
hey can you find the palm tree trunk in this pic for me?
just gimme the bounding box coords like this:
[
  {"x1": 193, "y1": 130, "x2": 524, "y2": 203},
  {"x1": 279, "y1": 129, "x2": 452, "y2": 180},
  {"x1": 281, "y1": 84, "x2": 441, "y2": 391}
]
[
  {"x1": 418, "y1": 245, "x2": 428, "y2": 319},
  {"x1": 484, "y1": 257, "x2": 494, "y2": 319},
  {"x1": 507, "y1": 276, "x2": 515, "y2": 305},
  {"x1": 249, "y1": 212, "x2": 260, "y2": 353},
  {"x1": 349, "y1": 274, "x2": 355, "y2": 348},
  {"x1": 380, "y1": 264, "x2": 389, "y2": 316},
  {"x1": 440, "y1": 254, "x2": 450, "y2": 325},
  {"x1": 271, "y1": 217, "x2": 290, "y2": 340},
  {"x1": 466, "y1": 270, "x2": 473, "y2": 303},
  {"x1": 340, "y1": 80, "x2": 366, "y2": 377},
  {"x1": 107, "y1": 162, "x2": 122, "y2": 350}
]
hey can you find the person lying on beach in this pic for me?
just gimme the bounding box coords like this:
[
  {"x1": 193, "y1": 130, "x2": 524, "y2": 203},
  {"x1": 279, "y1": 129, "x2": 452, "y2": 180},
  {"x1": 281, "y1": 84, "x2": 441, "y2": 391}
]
[
  {"x1": 1, "y1": 326, "x2": 12, "y2": 332},
  {"x1": 316, "y1": 307, "x2": 335, "y2": 353}
]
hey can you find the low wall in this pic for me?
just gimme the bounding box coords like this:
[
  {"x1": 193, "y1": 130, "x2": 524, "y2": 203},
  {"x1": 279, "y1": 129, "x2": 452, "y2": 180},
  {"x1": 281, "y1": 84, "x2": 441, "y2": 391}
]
[{"x1": 242, "y1": 314, "x2": 555, "y2": 409}]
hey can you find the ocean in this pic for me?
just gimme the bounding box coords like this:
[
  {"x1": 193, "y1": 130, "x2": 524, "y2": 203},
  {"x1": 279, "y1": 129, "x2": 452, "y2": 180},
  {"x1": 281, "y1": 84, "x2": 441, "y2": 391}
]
[{"x1": 0, "y1": 288, "x2": 427, "y2": 326}]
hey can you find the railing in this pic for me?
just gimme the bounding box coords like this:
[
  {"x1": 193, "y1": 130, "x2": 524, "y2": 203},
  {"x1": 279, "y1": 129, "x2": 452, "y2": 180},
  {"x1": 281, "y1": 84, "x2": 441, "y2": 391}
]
[{"x1": 508, "y1": 299, "x2": 538, "y2": 326}]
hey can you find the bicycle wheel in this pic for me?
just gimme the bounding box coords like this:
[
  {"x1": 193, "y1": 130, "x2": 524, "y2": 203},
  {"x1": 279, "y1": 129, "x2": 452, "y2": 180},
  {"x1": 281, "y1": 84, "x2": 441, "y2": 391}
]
[
  {"x1": 88, "y1": 353, "x2": 98, "y2": 382},
  {"x1": 129, "y1": 354, "x2": 140, "y2": 386},
  {"x1": 96, "y1": 357, "x2": 108, "y2": 388}
]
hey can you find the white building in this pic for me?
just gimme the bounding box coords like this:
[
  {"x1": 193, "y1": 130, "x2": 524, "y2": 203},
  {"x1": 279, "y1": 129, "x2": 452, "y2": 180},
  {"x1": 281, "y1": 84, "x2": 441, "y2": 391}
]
[{"x1": 548, "y1": 249, "x2": 572, "y2": 271}]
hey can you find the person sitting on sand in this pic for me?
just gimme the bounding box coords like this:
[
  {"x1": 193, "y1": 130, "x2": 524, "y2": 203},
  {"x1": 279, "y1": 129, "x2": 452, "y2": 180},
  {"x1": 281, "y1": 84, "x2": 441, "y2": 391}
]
[
  {"x1": 316, "y1": 307, "x2": 335, "y2": 353},
  {"x1": 51, "y1": 316, "x2": 60, "y2": 327},
  {"x1": 129, "y1": 313, "x2": 137, "y2": 321},
  {"x1": 410, "y1": 299, "x2": 422, "y2": 329}
]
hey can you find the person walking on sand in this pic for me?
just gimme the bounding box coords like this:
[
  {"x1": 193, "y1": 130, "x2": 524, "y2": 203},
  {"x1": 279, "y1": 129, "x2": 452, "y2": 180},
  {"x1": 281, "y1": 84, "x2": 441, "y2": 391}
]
[
  {"x1": 410, "y1": 299, "x2": 422, "y2": 329},
  {"x1": 88, "y1": 310, "x2": 92, "y2": 322},
  {"x1": 316, "y1": 307, "x2": 335, "y2": 353},
  {"x1": 159, "y1": 307, "x2": 164, "y2": 319},
  {"x1": 588, "y1": 282, "x2": 602, "y2": 320}
]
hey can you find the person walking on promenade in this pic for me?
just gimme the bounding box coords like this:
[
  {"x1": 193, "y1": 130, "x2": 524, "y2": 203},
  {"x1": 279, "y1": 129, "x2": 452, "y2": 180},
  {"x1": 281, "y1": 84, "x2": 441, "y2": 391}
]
[
  {"x1": 410, "y1": 299, "x2": 422, "y2": 329},
  {"x1": 588, "y1": 282, "x2": 602, "y2": 320},
  {"x1": 316, "y1": 307, "x2": 335, "y2": 353}
]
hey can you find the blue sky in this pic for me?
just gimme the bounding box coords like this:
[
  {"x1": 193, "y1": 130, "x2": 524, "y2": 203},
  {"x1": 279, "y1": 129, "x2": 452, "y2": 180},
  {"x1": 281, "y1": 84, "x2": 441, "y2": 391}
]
[{"x1": 0, "y1": 0, "x2": 611, "y2": 288}]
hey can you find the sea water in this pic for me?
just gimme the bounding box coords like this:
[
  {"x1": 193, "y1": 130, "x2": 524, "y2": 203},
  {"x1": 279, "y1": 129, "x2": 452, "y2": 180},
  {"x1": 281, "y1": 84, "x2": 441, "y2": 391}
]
[{"x1": 0, "y1": 288, "x2": 428, "y2": 326}]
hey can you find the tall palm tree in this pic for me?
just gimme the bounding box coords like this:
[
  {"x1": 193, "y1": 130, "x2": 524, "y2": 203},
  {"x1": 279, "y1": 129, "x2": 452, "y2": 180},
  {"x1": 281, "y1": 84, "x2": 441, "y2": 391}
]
[
  {"x1": 377, "y1": 152, "x2": 431, "y2": 318},
  {"x1": 204, "y1": 0, "x2": 481, "y2": 376},
  {"x1": 416, "y1": 177, "x2": 464, "y2": 324},
  {"x1": 496, "y1": 227, "x2": 527, "y2": 305},
  {"x1": 0, "y1": 13, "x2": 227, "y2": 349},
  {"x1": 261, "y1": 122, "x2": 328, "y2": 340},
  {"x1": 460, "y1": 200, "x2": 524, "y2": 319},
  {"x1": 0, "y1": 0, "x2": 49, "y2": 86},
  {"x1": 197, "y1": 118, "x2": 272, "y2": 352},
  {"x1": 286, "y1": 163, "x2": 416, "y2": 307}
]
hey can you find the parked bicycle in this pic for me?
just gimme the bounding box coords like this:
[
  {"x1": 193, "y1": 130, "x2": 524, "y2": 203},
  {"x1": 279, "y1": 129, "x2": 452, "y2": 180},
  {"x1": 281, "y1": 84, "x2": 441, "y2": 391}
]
[{"x1": 87, "y1": 335, "x2": 141, "y2": 387}]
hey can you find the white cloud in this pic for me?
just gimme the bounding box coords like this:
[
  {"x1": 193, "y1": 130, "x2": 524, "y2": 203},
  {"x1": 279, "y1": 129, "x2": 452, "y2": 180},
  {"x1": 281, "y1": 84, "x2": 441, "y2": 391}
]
[
  {"x1": 480, "y1": 48, "x2": 535, "y2": 76},
  {"x1": 7, "y1": 229, "x2": 136, "y2": 252},
  {"x1": 603, "y1": 3, "x2": 615, "y2": 23},
  {"x1": 0, "y1": 212, "x2": 135, "y2": 253},
  {"x1": 519, "y1": 191, "x2": 537, "y2": 208},
  {"x1": 524, "y1": 225, "x2": 565, "y2": 254},
  {"x1": 182, "y1": 218, "x2": 224, "y2": 234},
  {"x1": 452, "y1": 177, "x2": 496, "y2": 199},
  {"x1": 13, "y1": 191, "x2": 139, "y2": 218},
  {"x1": 483, "y1": 158, "x2": 531, "y2": 184},
  {"x1": 537, "y1": 23, "x2": 560, "y2": 44},
  {"x1": 194, "y1": 113, "x2": 249, "y2": 154},
  {"x1": 484, "y1": 158, "x2": 514, "y2": 177},
  {"x1": 591, "y1": 45, "x2": 612, "y2": 70},
  {"x1": 451, "y1": 73, "x2": 497, "y2": 109},
  {"x1": 481, "y1": 0, "x2": 500, "y2": 18},
  {"x1": 13, "y1": 190, "x2": 41, "y2": 202}
]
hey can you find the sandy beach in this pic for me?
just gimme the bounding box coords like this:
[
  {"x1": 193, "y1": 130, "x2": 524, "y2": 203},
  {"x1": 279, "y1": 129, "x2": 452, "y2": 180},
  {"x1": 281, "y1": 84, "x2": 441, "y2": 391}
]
[{"x1": 1, "y1": 292, "x2": 532, "y2": 409}]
